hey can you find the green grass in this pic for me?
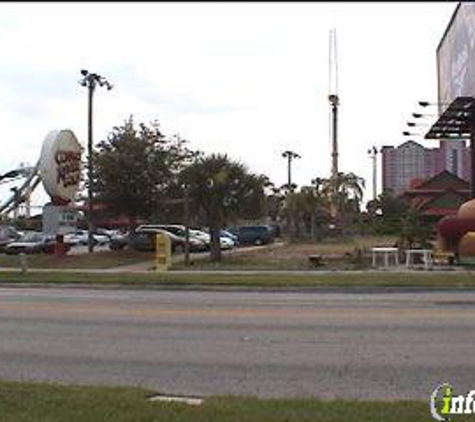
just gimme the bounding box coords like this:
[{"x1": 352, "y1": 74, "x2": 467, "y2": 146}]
[
  {"x1": 0, "y1": 236, "x2": 399, "y2": 271},
  {"x1": 0, "y1": 270, "x2": 475, "y2": 288},
  {"x1": 0, "y1": 250, "x2": 153, "y2": 269},
  {"x1": 0, "y1": 379, "x2": 442, "y2": 421}
]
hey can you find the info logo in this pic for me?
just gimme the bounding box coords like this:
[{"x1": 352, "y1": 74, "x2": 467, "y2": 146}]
[{"x1": 430, "y1": 383, "x2": 475, "y2": 421}]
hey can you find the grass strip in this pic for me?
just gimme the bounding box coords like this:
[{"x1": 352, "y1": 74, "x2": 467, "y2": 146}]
[
  {"x1": 0, "y1": 250, "x2": 154, "y2": 269},
  {"x1": 0, "y1": 379, "x2": 444, "y2": 422},
  {"x1": 0, "y1": 270, "x2": 475, "y2": 288}
]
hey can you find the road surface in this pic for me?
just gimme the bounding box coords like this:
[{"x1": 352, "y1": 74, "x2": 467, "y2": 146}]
[{"x1": 0, "y1": 287, "x2": 474, "y2": 400}]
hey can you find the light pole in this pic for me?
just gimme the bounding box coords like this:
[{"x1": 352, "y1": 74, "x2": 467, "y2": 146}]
[
  {"x1": 281, "y1": 150, "x2": 301, "y2": 191},
  {"x1": 367, "y1": 146, "x2": 378, "y2": 201},
  {"x1": 402, "y1": 130, "x2": 424, "y2": 138},
  {"x1": 79, "y1": 69, "x2": 113, "y2": 253},
  {"x1": 183, "y1": 184, "x2": 190, "y2": 267}
]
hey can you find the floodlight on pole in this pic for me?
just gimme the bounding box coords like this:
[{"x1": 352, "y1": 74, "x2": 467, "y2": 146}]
[
  {"x1": 79, "y1": 69, "x2": 113, "y2": 253},
  {"x1": 412, "y1": 113, "x2": 437, "y2": 119},
  {"x1": 418, "y1": 100, "x2": 453, "y2": 108},
  {"x1": 403, "y1": 131, "x2": 423, "y2": 137},
  {"x1": 407, "y1": 121, "x2": 432, "y2": 128},
  {"x1": 367, "y1": 146, "x2": 378, "y2": 201},
  {"x1": 281, "y1": 150, "x2": 301, "y2": 190}
]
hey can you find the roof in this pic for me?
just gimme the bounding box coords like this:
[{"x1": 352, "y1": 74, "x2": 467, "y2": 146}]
[
  {"x1": 425, "y1": 96, "x2": 475, "y2": 140},
  {"x1": 408, "y1": 170, "x2": 470, "y2": 191},
  {"x1": 401, "y1": 170, "x2": 471, "y2": 218}
]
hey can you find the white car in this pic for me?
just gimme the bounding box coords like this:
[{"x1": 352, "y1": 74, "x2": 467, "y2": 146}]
[
  {"x1": 66, "y1": 230, "x2": 110, "y2": 246},
  {"x1": 219, "y1": 236, "x2": 235, "y2": 250},
  {"x1": 190, "y1": 229, "x2": 235, "y2": 250},
  {"x1": 63, "y1": 232, "x2": 81, "y2": 246}
]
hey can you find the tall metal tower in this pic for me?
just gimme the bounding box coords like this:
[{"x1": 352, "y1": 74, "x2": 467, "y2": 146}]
[{"x1": 328, "y1": 28, "x2": 340, "y2": 221}]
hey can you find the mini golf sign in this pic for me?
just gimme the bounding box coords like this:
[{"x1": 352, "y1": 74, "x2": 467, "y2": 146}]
[{"x1": 39, "y1": 129, "x2": 82, "y2": 204}]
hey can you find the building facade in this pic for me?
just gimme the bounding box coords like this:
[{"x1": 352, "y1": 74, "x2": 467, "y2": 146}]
[{"x1": 381, "y1": 140, "x2": 471, "y2": 196}]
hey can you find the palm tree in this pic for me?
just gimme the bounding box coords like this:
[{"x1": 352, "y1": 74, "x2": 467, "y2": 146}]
[
  {"x1": 311, "y1": 172, "x2": 365, "y2": 232},
  {"x1": 282, "y1": 186, "x2": 329, "y2": 239},
  {"x1": 180, "y1": 153, "x2": 266, "y2": 261}
]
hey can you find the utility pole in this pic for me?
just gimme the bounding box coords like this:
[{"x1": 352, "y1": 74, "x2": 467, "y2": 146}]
[
  {"x1": 329, "y1": 93, "x2": 339, "y2": 220},
  {"x1": 184, "y1": 185, "x2": 190, "y2": 267},
  {"x1": 79, "y1": 70, "x2": 113, "y2": 253},
  {"x1": 328, "y1": 28, "x2": 340, "y2": 222},
  {"x1": 281, "y1": 150, "x2": 301, "y2": 190},
  {"x1": 367, "y1": 146, "x2": 378, "y2": 201}
]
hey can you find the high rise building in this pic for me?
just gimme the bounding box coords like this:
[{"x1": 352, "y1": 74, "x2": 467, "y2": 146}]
[{"x1": 381, "y1": 140, "x2": 471, "y2": 196}]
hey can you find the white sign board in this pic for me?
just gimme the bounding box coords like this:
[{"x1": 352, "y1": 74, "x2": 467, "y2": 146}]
[
  {"x1": 42, "y1": 204, "x2": 78, "y2": 235},
  {"x1": 437, "y1": 3, "x2": 475, "y2": 110},
  {"x1": 39, "y1": 129, "x2": 82, "y2": 204}
]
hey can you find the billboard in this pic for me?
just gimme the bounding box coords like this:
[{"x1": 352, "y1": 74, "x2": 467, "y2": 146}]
[{"x1": 437, "y1": 2, "x2": 475, "y2": 112}]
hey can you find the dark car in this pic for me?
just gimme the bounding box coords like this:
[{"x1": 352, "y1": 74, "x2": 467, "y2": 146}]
[
  {"x1": 232, "y1": 225, "x2": 274, "y2": 246},
  {"x1": 110, "y1": 228, "x2": 206, "y2": 253},
  {"x1": 5, "y1": 232, "x2": 72, "y2": 255}
]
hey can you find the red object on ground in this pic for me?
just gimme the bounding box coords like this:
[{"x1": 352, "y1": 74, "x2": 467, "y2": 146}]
[
  {"x1": 437, "y1": 216, "x2": 475, "y2": 241},
  {"x1": 54, "y1": 234, "x2": 66, "y2": 258}
]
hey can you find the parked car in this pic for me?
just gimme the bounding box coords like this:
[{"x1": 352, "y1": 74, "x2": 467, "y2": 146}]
[
  {"x1": 229, "y1": 225, "x2": 274, "y2": 246},
  {"x1": 0, "y1": 225, "x2": 22, "y2": 252},
  {"x1": 63, "y1": 232, "x2": 81, "y2": 246},
  {"x1": 192, "y1": 228, "x2": 235, "y2": 250},
  {"x1": 5, "y1": 232, "x2": 72, "y2": 255},
  {"x1": 95, "y1": 228, "x2": 119, "y2": 240},
  {"x1": 220, "y1": 229, "x2": 239, "y2": 245},
  {"x1": 139, "y1": 225, "x2": 234, "y2": 251},
  {"x1": 110, "y1": 228, "x2": 206, "y2": 253},
  {"x1": 65, "y1": 230, "x2": 110, "y2": 246},
  {"x1": 109, "y1": 231, "x2": 130, "y2": 250},
  {"x1": 137, "y1": 224, "x2": 187, "y2": 237},
  {"x1": 138, "y1": 228, "x2": 207, "y2": 253},
  {"x1": 138, "y1": 225, "x2": 211, "y2": 252}
]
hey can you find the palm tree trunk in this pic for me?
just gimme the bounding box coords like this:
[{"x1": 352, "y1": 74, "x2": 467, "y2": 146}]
[{"x1": 209, "y1": 225, "x2": 222, "y2": 262}]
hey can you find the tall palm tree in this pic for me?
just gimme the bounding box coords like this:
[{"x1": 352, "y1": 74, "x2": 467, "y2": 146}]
[
  {"x1": 180, "y1": 153, "x2": 266, "y2": 261},
  {"x1": 282, "y1": 186, "x2": 328, "y2": 239},
  {"x1": 312, "y1": 172, "x2": 365, "y2": 230}
]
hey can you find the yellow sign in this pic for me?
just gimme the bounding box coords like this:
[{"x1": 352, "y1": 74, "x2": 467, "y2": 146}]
[{"x1": 155, "y1": 232, "x2": 172, "y2": 271}]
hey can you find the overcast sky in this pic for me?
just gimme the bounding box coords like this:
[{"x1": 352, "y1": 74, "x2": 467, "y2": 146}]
[{"x1": 0, "y1": 1, "x2": 458, "y2": 211}]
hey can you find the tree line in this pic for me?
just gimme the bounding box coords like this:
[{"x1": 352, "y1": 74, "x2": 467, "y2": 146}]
[{"x1": 89, "y1": 116, "x2": 423, "y2": 261}]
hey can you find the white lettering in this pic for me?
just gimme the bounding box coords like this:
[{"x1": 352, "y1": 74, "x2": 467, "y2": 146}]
[{"x1": 451, "y1": 395, "x2": 466, "y2": 414}]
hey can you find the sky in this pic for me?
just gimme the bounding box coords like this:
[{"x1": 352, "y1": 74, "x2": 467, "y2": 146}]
[{"x1": 0, "y1": 1, "x2": 459, "y2": 213}]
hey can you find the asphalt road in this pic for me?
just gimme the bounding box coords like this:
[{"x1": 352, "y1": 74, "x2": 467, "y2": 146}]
[{"x1": 0, "y1": 287, "x2": 474, "y2": 400}]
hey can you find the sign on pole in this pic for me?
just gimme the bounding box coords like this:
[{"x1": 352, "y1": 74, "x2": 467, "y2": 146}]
[{"x1": 155, "y1": 232, "x2": 172, "y2": 271}]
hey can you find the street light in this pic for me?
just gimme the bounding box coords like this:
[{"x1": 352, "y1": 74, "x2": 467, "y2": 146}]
[
  {"x1": 367, "y1": 146, "x2": 378, "y2": 201},
  {"x1": 402, "y1": 131, "x2": 422, "y2": 137},
  {"x1": 419, "y1": 101, "x2": 447, "y2": 107},
  {"x1": 281, "y1": 150, "x2": 301, "y2": 191},
  {"x1": 407, "y1": 121, "x2": 432, "y2": 127},
  {"x1": 79, "y1": 69, "x2": 113, "y2": 253}
]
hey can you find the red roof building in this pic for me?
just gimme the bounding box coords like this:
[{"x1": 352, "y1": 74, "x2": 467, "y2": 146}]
[{"x1": 401, "y1": 170, "x2": 470, "y2": 220}]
